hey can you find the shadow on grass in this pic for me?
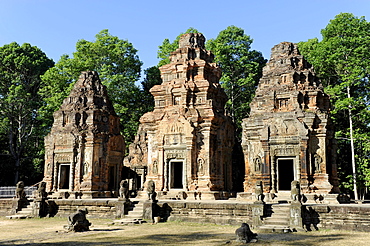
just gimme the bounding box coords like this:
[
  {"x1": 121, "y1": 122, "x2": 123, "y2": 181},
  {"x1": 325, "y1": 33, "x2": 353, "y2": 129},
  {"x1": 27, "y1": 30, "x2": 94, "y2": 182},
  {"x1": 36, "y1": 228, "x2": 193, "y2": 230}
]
[
  {"x1": 258, "y1": 232, "x2": 347, "y2": 246},
  {"x1": 0, "y1": 231, "x2": 223, "y2": 246},
  {"x1": 0, "y1": 231, "x2": 353, "y2": 246},
  {"x1": 90, "y1": 228, "x2": 122, "y2": 232}
]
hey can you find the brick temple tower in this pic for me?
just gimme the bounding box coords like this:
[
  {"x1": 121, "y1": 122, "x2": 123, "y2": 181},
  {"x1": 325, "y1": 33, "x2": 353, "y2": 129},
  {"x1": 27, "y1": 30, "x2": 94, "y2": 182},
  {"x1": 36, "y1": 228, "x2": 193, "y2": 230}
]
[
  {"x1": 242, "y1": 42, "x2": 339, "y2": 197},
  {"x1": 125, "y1": 33, "x2": 234, "y2": 199},
  {"x1": 43, "y1": 71, "x2": 125, "y2": 198}
]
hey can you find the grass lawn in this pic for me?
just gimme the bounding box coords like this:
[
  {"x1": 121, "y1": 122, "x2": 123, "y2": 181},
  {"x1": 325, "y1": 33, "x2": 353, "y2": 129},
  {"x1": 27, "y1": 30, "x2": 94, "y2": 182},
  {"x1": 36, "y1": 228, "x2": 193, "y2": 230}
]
[{"x1": 0, "y1": 216, "x2": 369, "y2": 245}]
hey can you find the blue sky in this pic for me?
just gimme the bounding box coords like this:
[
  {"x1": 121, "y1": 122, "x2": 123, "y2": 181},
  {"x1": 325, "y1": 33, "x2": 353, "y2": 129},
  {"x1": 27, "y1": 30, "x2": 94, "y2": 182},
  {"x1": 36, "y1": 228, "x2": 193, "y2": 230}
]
[{"x1": 0, "y1": 0, "x2": 369, "y2": 75}]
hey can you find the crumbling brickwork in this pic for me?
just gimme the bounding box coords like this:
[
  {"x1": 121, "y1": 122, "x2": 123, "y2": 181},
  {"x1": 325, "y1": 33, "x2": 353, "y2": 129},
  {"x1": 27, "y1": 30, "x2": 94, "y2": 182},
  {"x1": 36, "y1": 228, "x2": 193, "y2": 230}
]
[
  {"x1": 43, "y1": 71, "x2": 124, "y2": 198},
  {"x1": 242, "y1": 42, "x2": 339, "y2": 195}
]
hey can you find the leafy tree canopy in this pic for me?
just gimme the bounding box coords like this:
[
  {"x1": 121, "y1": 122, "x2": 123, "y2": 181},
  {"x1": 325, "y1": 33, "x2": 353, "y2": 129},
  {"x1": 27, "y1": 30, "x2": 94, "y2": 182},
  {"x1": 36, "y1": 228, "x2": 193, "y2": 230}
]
[
  {"x1": 206, "y1": 26, "x2": 266, "y2": 137},
  {"x1": 299, "y1": 13, "x2": 370, "y2": 136},
  {"x1": 40, "y1": 29, "x2": 143, "y2": 141},
  {"x1": 0, "y1": 42, "x2": 54, "y2": 184},
  {"x1": 140, "y1": 66, "x2": 162, "y2": 113},
  {"x1": 299, "y1": 13, "x2": 370, "y2": 197}
]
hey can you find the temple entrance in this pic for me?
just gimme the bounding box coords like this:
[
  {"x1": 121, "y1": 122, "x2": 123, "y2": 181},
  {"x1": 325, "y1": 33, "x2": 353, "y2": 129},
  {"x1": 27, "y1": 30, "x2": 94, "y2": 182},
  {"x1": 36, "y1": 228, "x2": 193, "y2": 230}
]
[
  {"x1": 277, "y1": 158, "x2": 294, "y2": 190},
  {"x1": 108, "y1": 165, "x2": 116, "y2": 190},
  {"x1": 59, "y1": 164, "x2": 70, "y2": 190},
  {"x1": 170, "y1": 161, "x2": 183, "y2": 189}
]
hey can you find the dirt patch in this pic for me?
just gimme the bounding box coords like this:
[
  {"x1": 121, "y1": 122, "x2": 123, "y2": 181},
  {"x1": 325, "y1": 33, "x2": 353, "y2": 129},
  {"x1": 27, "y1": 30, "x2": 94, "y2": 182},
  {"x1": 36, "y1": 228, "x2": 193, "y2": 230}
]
[{"x1": 0, "y1": 217, "x2": 370, "y2": 245}]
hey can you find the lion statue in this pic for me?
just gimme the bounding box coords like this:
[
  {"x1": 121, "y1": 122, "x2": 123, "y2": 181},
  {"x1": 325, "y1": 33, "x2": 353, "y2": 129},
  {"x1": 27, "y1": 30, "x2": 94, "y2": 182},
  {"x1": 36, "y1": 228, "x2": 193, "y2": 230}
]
[
  {"x1": 119, "y1": 180, "x2": 129, "y2": 200},
  {"x1": 37, "y1": 181, "x2": 47, "y2": 199},
  {"x1": 146, "y1": 180, "x2": 156, "y2": 201},
  {"x1": 291, "y1": 180, "x2": 301, "y2": 202},
  {"x1": 15, "y1": 181, "x2": 26, "y2": 199},
  {"x1": 235, "y1": 223, "x2": 258, "y2": 243},
  {"x1": 254, "y1": 181, "x2": 264, "y2": 203},
  {"x1": 67, "y1": 208, "x2": 91, "y2": 232}
]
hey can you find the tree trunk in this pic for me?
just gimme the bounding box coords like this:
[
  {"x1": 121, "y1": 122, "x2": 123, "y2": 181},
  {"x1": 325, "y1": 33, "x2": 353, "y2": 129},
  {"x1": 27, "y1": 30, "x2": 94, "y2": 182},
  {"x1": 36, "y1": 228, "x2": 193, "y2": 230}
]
[
  {"x1": 13, "y1": 156, "x2": 21, "y2": 185},
  {"x1": 347, "y1": 86, "x2": 358, "y2": 201}
]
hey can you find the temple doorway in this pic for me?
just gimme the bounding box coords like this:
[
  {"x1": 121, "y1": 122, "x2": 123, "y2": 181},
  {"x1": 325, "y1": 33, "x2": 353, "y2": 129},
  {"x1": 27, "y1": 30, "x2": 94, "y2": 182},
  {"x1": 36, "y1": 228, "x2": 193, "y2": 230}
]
[
  {"x1": 277, "y1": 158, "x2": 294, "y2": 191},
  {"x1": 170, "y1": 161, "x2": 183, "y2": 189},
  {"x1": 59, "y1": 164, "x2": 70, "y2": 190},
  {"x1": 108, "y1": 165, "x2": 116, "y2": 190}
]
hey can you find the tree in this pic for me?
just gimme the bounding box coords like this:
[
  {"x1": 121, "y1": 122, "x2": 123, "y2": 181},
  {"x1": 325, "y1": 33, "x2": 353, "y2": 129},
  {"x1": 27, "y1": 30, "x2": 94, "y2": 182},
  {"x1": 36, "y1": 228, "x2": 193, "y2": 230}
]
[
  {"x1": 157, "y1": 27, "x2": 200, "y2": 67},
  {"x1": 140, "y1": 66, "x2": 163, "y2": 113},
  {"x1": 299, "y1": 13, "x2": 370, "y2": 199},
  {"x1": 206, "y1": 26, "x2": 266, "y2": 138},
  {"x1": 40, "y1": 29, "x2": 143, "y2": 143},
  {"x1": 0, "y1": 42, "x2": 54, "y2": 184}
]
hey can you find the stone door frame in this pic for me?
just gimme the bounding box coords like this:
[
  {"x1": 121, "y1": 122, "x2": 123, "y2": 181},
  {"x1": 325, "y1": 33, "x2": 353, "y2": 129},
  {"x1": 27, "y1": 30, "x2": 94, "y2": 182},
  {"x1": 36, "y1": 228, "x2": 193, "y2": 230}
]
[
  {"x1": 272, "y1": 156, "x2": 298, "y2": 192},
  {"x1": 58, "y1": 163, "x2": 72, "y2": 191},
  {"x1": 169, "y1": 159, "x2": 185, "y2": 190}
]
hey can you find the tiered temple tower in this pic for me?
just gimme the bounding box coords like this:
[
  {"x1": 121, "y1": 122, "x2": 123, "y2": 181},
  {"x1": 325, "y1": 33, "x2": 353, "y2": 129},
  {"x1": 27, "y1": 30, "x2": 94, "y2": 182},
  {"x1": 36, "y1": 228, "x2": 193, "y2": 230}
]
[
  {"x1": 43, "y1": 71, "x2": 125, "y2": 198},
  {"x1": 125, "y1": 33, "x2": 234, "y2": 199},
  {"x1": 242, "y1": 42, "x2": 339, "y2": 196}
]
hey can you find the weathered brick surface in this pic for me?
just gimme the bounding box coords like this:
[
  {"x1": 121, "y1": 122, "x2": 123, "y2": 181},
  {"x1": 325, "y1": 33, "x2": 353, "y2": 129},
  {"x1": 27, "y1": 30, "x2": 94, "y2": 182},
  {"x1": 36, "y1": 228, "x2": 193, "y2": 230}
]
[
  {"x1": 305, "y1": 205, "x2": 370, "y2": 232},
  {"x1": 0, "y1": 199, "x2": 13, "y2": 215},
  {"x1": 125, "y1": 33, "x2": 234, "y2": 197},
  {"x1": 242, "y1": 42, "x2": 339, "y2": 196},
  {"x1": 157, "y1": 201, "x2": 253, "y2": 226},
  {"x1": 51, "y1": 199, "x2": 118, "y2": 219},
  {"x1": 43, "y1": 71, "x2": 124, "y2": 198},
  {"x1": 1, "y1": 199, "x2": 370, "y2": 230}
]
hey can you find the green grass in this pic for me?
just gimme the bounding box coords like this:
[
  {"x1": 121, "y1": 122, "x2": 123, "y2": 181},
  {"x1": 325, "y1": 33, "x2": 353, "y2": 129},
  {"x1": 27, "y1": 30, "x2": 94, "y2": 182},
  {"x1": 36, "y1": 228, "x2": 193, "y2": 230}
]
[{"x1": 1, "y1": 217, "x2": 370, "y2": 245}]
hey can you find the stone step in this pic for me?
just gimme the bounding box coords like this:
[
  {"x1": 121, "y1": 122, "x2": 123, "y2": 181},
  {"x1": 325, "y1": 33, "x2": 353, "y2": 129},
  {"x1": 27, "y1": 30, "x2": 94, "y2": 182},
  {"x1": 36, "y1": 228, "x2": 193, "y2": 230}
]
[
  {"x1": 263, "y1": 220, "x2": 290, "y2": 226},
  {"x1": 125, "y1": 201, "x2": 143, "y2": 220},
  {"x1": 131, "y1": 207, "x2": 143, "y2": 212},
  {"x1": 258, "y1": 225, "x2": 292, "y2": 233},
  {"x1": 264, "y1": 215, "x2": 290, "y2": 221},
  {"x1": 6, "y1": 214, "x2": 29, "y2": 219},
  {"x1": 112, "y1": 218, "x2": 144, "y2": 225},
  {"x1": 127, "y1": 212, "x2": 143, "y2": 217},
  {"x1": 270, "y1": 208, "x2": 290, "y2": 212},
  {"x1": 264, "y1": 216, "x2": 290, "y2": 221},
  {"x1": 129, "y1": 205, "x2": 143, "y2": 210},
  {"x1": 16, "y1": 210, "x2": 32, "y2": 215},
  {"x1": 269, "y1": 212, "x2": 290, "y2": 217},
  {"x1": 262, "y1": 204, "x2": 291, "y2": 228}
]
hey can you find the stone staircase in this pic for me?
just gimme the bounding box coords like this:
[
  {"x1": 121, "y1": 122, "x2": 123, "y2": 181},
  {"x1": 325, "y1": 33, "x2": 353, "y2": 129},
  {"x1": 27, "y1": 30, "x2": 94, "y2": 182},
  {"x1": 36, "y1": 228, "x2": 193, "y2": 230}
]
[
  {"x1": 7, "y1": 200, "x2": 33, "y2": 219},
  {"x1": 259, "y1": 203, "x2": 292, "y2": 232},
  {"x1": 113, "y1": 200, "x2": 145, "y2": 225},
  {"x1": 258, "y1": 191, "x2": 303, "y2": 232},
  {"x1": 273, "y1": 191, "x2": 291, "y2": 203}
]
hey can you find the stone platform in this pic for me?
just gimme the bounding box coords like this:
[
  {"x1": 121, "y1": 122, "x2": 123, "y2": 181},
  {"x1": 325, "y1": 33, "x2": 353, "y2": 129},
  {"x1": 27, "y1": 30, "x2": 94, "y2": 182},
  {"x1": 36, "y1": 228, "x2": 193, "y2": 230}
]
[{"x1": 2, "y1": 197, "x2": 370, "y2": 232}]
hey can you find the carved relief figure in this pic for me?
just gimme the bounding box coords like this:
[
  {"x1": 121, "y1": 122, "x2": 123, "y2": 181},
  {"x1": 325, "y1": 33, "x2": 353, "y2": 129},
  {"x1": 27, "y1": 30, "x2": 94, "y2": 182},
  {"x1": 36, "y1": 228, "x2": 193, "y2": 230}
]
[
  {"x1": 152, "y1": 160, "x2": 158, "y2": 175},
  {"x1": 197, "y1": 158, "x2": 204, "y2": 175},
  {"x1": 254, "y1": 157, "x2": 262, "y2": 173},
  {"x1": 83, "y1": 162, "x2": 89, "y2": 176},
  {"x1": 314, "y1": 154, "x2": 322, "y2": 173}
]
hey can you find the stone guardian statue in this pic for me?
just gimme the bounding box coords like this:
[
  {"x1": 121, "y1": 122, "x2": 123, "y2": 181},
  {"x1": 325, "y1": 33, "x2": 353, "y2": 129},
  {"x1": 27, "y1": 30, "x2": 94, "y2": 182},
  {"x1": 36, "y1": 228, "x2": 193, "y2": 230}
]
[
  {"x1": 65, "y1": 208, "x2": 91, "y2": 232},
  {"x1": 235, "y1": 223, "x2": 258, "y2": 243},
  {"x1": 291, "y1": 180, "x2": 301, "y2": 203},
  {"x1": 146, "y1": 180, "x2": 156, "y2": 201},
  {"x1": 119, "y1": 180, "x2": 129, "y2": 201}
]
